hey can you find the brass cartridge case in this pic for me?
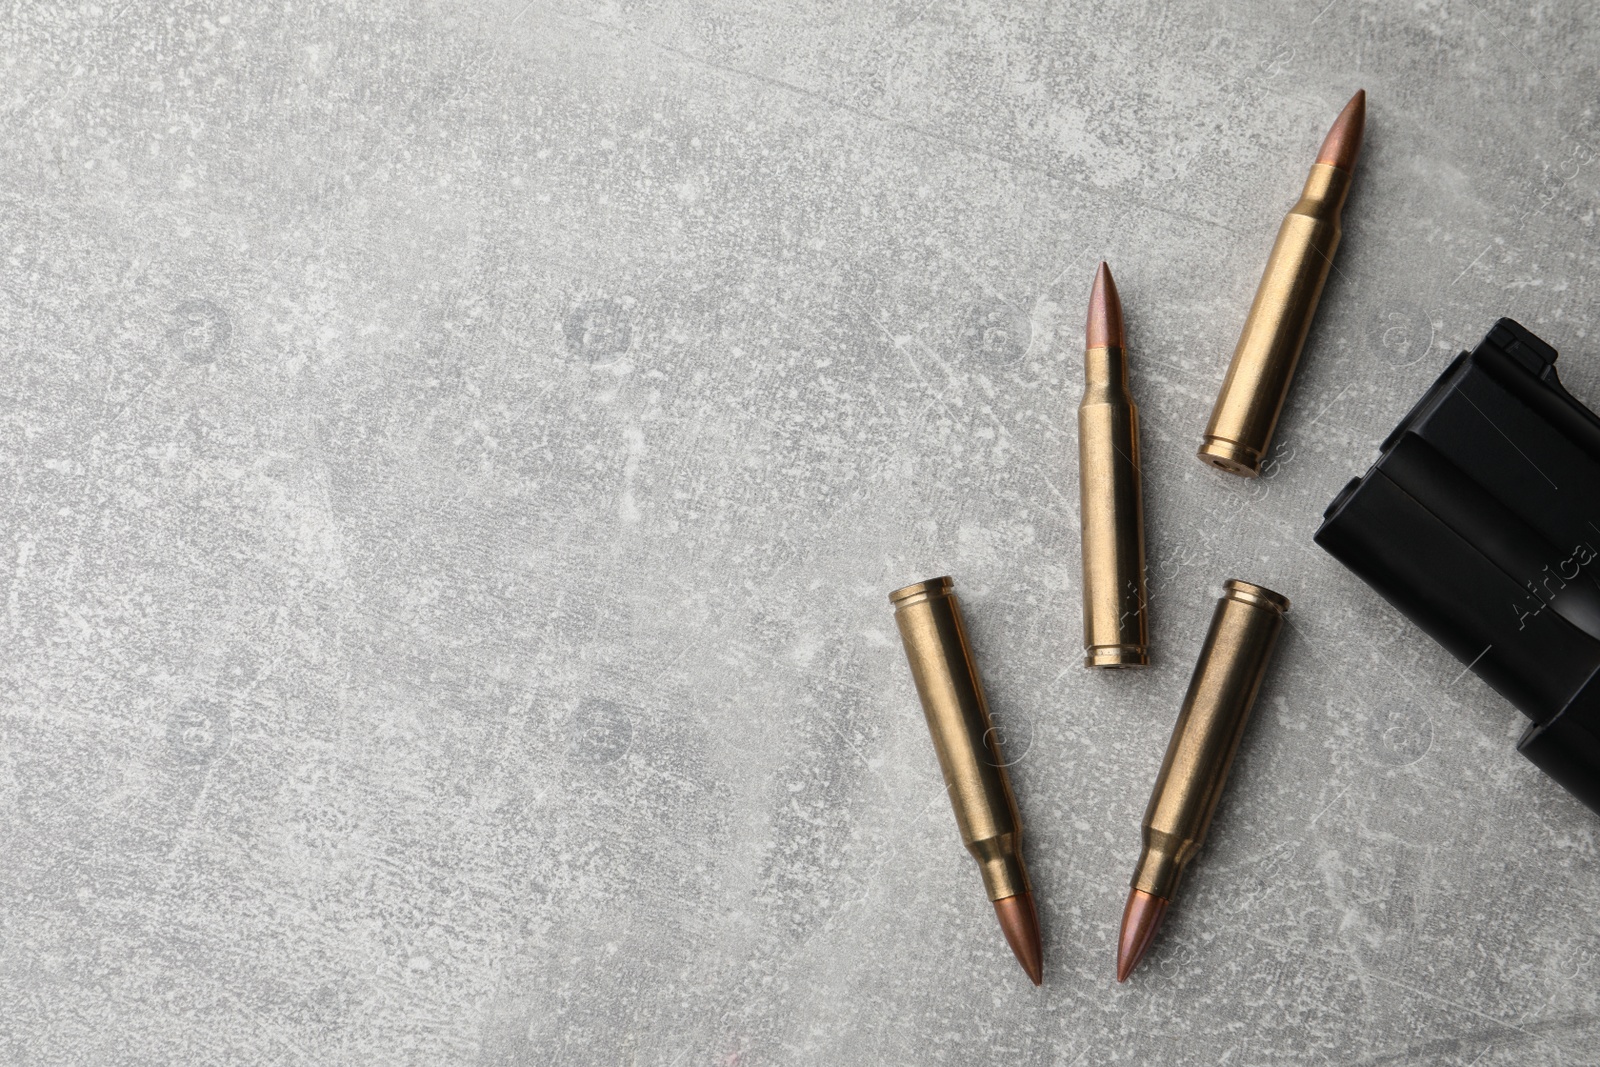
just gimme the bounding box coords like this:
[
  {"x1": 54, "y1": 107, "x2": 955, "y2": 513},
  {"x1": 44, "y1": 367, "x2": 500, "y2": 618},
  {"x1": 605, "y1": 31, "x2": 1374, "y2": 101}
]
[
  {"x1": 1199, "y1": 163, "x2": 1353, "y2": 476},
  {"x1": 1080, "y1": 341, "x2": 1149, "y2": 668},
  {"x1": 1131, "y1": 580, "x2": 1289, "y2": 901},
  {"x1": 890, "y1": 576, "x2": 1030, "y2": 902}
]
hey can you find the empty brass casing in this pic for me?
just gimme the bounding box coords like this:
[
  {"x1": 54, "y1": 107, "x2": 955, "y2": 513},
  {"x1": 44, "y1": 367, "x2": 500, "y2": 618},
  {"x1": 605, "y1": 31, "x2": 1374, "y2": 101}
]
[
  {"x1": 1132, "y1": 580, "x2": 1289, "y2": 901},
  {"x1": 1080, "y1": 341, "x2": 1149, "y2": 668},
  {"x1": 890, "y1": 577, "x2": 1030, "y2": 902},
  {"x1": 1199, "y1": 163, "x2": 1353, "y2": 476}
]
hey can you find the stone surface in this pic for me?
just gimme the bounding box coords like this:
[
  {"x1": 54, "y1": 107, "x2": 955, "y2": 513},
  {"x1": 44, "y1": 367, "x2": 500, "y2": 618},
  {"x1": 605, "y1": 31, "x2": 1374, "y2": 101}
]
[{"x1": 2, "y1": 2, "x2": 1598, "y2": 1064}]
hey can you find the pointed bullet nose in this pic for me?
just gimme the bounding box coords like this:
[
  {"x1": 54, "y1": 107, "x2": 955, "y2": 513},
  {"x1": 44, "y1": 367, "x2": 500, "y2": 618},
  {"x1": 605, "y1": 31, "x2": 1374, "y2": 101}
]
[
  {"x1": 993, "y1": 891, "x2": 1044, "y2": 986},
  {"x1": 1115, "y1": 888, "x2": 1169, "y2": 982},
  {"x1": 1086, "y1": 261, "x2": 1125, "y2": 350},
  {"x1": 1316, "y1": 89, "x2": 1366, "y2": 171}
]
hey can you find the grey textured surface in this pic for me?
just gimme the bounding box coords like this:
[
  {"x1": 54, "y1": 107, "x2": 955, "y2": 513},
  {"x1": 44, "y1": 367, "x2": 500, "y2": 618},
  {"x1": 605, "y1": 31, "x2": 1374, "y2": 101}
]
[{"x1": 3, "y1": 1, "x2": 1599, "y2": 1064}]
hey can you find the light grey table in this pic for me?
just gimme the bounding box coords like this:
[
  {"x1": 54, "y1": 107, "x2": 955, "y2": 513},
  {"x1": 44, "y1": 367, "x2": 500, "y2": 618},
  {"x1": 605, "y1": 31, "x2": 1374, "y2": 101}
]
[{"x1": 3, "y1": 2, "x2": 1597, "y2": 1064}]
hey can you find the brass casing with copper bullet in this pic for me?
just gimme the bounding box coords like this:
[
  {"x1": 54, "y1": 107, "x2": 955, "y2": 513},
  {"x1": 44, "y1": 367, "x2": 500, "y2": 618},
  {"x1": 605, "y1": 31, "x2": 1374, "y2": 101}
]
[
  {"x1": 1133, "y1": 580, "x2": 1289, "y2": 899},
  {"x1": 890, "y1": 576, "x2": 1042, "y2": 984},
  {"x1": 1080, "y1": 263, "x2": 1149, "y2": 668},
  {"x1": 1118, "y1": 580, "x2": 1289, "y2": 981},
  {"x1": 1199, "y1": 91, "x2": 1365, "y2": 477}
]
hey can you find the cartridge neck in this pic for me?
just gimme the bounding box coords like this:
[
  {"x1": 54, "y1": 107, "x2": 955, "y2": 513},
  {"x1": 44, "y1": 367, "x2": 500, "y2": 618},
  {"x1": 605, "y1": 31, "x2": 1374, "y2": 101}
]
[
  {"x1": 1084, "y1": 345, "x2": 1129, "y2": 392},
  {"x1": 1299, "y1": 162, "x2": 1353, "y2": 212},
  {"x1": 1131, "y1": 844, "x2": 1184, "y2": 900},
  {"x1": 971, "y1": 836, "x2": 1031, "y2": 901}
]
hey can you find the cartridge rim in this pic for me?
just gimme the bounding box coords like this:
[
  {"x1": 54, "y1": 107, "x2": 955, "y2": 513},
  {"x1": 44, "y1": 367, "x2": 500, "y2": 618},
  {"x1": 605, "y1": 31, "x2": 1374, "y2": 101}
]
[
  {"x1": 888, "y1": 575, "x2": 954, "y2": 606},
  {"x1": 1085, "y1": 646, "x2": 1150, "y2": 669},
  {"x1": 1197, "y1": 437, "x2": 1262, "y2": 477},
  {"x1": 1222, "y1": 578, "x2": 1290, "y2": 614}
]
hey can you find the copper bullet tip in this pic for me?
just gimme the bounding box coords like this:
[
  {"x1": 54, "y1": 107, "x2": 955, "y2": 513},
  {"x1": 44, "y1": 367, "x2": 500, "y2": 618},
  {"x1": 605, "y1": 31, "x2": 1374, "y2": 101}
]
[
  {"x1": 1315, "y1": 89, "x2": 1366, "y2": 171},
  {"x1": 1086, "y1": 261, "x2": 1125, "y2": 350},
  {"x1": 1115, "y1": 888, "x2": 1169, "y2": 983},
  {"x1": 993, "y1": 891, "x2": 1043, "y2": 986}
]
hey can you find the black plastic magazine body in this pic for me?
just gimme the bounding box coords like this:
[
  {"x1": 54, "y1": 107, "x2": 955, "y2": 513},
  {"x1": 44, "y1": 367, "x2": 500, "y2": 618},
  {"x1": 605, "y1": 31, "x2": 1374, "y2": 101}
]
[{"x1": 1316, "y1": 318, "x2": 1600, "y2": 815}]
